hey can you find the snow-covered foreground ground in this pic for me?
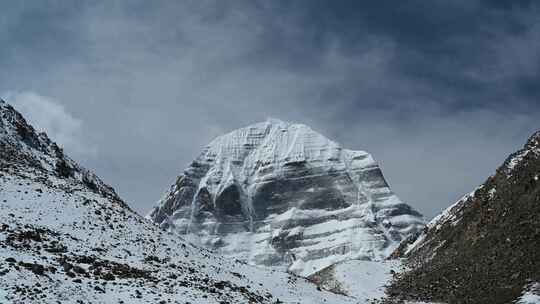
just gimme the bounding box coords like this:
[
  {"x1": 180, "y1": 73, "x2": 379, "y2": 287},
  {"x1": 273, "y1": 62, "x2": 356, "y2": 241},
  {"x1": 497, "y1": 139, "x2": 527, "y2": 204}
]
[
  {"x1": 309, "y1": 259, "x2": 453, "y2": 304},
  {"x1": 331, "y1": 260, "x2": 399, "y2": 301},
  {"x1": 0, "y1": 171, "x2": 356, "y2": 304},
  {"x1": 309, "y1": 259, "x2": 400, "y2": 301}
]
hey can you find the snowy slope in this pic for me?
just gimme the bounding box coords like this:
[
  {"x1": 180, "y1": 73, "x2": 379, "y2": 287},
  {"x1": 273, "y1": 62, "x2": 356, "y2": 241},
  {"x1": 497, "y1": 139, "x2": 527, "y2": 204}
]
[
  {"x1": 517, "y1": 283, "x2": 540, "y2": 304},
  {"x1": 149, "y1": 119, "x2": 424, "y2": 276},
  {"x1": 308, "y1": 259, "x2": 401, "y2": 302},
  {"x1": 0, "y1": 100, "x2": 355, "y2": 303}
]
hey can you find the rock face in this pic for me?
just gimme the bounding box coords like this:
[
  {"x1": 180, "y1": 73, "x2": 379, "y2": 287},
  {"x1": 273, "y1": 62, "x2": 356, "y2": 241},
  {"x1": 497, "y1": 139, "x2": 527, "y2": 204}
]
[
  {"x1": 388, "y1": 130, "x2": 540, "y2": 304},
  {"x1": 149, "y1": 119, "x2": 424, "y2": 276},
  {"x1": 0, "y1": 100, "x2": 355, "y2": 304}
]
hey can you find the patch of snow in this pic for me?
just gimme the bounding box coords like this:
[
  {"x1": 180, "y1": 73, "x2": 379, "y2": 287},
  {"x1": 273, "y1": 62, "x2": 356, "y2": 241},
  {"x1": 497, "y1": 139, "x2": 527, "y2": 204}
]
[
  {"x1": 488, "y1": 187, "x2": 497, "y2": 199},
  {"x1": 508, "y1": 149, "x2": 530, "y2": 171},
  {"x1": 404, "y1": 232, "x2": 427, "y2": 255},
  {"x1": 517, "y1": 283, "x2": 540, "y2": 304},
  {"x1": 331, "y1": 260, "x2": 400, "y2": 301},
  {"x1": 0, "y1": 170, "x2": 356, "y2": 303},
  {"x1": 0, "y1": 288, "x2": 10, "y2": 304}
]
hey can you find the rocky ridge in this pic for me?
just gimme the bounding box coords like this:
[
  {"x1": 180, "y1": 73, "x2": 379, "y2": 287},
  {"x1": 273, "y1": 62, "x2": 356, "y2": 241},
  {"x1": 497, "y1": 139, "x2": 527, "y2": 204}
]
[
  {"x1": 387, "y1": 130, "x2": 540, "y2": 304},
  {"x1": 0, "y1": 100, "x2": 122, "y2": 204}
]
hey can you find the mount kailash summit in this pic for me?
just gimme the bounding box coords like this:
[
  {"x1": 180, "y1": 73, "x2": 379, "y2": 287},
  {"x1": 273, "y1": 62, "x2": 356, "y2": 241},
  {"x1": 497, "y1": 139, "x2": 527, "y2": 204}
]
[
  {"x1": 148, "y1": 119, "x2": 425, "y2": 276},
  {"x1": 3, "y1": 96, "x2": 538, "y2": 304},
  {"x1": 0, "y1": 100, "x2": 358, "y2": 303}
]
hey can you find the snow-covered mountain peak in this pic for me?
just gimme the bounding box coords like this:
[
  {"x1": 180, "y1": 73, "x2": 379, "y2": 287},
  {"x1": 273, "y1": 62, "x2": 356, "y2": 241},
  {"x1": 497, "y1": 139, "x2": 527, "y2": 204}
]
[
  {"x1": 201, "y1": 119, "x2": 348, "y2": 170},
  {"x1": 205, "y1": 119, "x2": 342, "y2": 152},
  {"x1": 150, "y1": 120, "x2": 424, "y2": 276},
  {"x1": 1, "y1": 101, "x2": 356, "y2": 303}
]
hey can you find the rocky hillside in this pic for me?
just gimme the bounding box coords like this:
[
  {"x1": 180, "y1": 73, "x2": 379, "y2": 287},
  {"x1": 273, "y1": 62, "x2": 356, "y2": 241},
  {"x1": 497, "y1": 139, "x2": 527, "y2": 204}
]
[
  {"x1": 0, "y1": 100, "x2": 122, "y2": 204},
  {"x1": 387, "y1": 130, "x2": 540, "y2": 304},
  {"x1": 0, "y1": 100, "x2": 355, "y2": 304},
  {"x1": 148, "y1": 119, "x2": 424, "y2": 276}
]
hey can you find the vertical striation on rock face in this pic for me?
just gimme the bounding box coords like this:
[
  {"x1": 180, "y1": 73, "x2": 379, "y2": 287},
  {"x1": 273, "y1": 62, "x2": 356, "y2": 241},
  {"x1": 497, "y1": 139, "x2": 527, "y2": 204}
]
[{"x1": 149, "y1": 119, "x2": 424, "y2": 276}]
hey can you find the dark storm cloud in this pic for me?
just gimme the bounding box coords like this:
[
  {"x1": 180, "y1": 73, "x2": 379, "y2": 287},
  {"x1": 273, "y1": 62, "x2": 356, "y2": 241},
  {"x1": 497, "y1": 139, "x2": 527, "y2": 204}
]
[
  {"x1": 261, "y1": 0, "x2": 540, "y2": 112},
  {"x1": 1, "y1": 0, "x2": 539, "y2": 217},
  {"x1": 0, "y1": 2, "x2": 85, "y2": 71}
]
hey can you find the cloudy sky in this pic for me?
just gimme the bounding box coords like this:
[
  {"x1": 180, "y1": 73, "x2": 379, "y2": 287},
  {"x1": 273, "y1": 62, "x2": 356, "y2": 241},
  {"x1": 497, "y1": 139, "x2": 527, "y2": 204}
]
[{"x1": 1, "y1": 1, "x2": 539, "y2": 217}]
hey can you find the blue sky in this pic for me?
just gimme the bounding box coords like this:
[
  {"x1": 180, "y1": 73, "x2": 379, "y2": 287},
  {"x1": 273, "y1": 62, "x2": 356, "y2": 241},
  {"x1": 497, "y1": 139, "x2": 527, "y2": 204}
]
[{"x1": 1, "y1": 1, "x2": 539, "y2": 217}]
